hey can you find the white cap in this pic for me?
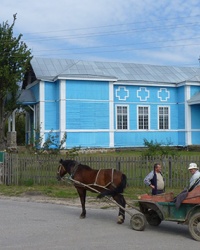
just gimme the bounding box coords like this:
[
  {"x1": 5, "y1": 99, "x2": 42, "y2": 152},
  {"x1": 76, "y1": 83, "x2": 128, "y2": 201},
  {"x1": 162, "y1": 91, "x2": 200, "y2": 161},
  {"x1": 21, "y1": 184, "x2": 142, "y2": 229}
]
[{"x1": 188, "y1": 163, "x2": 198, "y2": 170}]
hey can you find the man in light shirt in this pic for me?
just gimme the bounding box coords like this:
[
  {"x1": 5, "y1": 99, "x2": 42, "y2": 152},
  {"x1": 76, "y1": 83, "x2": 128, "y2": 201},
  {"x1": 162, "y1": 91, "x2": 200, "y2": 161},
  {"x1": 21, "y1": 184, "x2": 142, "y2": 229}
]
[{"x1": 144, "y1": 163, "x2": 165, "y2": 195}]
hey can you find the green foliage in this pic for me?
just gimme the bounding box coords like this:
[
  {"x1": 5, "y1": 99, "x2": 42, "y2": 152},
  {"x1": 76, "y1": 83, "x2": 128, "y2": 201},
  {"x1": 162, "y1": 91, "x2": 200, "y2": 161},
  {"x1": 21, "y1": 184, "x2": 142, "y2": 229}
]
[
  {"x1": 29, "y1": 126, "x2": 77, "y2": 155},
  {"x1": 142, "y1": 138, "x2": 178, "y2": 157},
  {"x1": 42, "y1": 130, "x2": 67, "y2": 154},
  {"x1": 0, "y1": 14, "x2": 32, "y2": 149},
  {"x1": 22, "y1": 178, "x2": 34, "y2": 186}
]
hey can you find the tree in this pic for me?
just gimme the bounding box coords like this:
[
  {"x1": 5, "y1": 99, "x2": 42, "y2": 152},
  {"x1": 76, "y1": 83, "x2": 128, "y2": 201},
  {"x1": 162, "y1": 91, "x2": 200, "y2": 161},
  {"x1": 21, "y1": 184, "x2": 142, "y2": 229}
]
[{"x1": 0, "y1": 14, "x2": 32, "y2": 150}]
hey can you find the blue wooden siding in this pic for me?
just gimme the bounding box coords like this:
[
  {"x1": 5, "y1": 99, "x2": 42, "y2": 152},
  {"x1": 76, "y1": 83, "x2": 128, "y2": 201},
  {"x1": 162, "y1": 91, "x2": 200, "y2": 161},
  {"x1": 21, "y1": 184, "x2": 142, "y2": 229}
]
[
  {"x1": 192, "y1": 132, "x2": 200, "y2": 144},
  {"x1": 27, "y1": 78, "x2": 200, "y2": 148},
  {"x1": 191, "y1": 105, "x2": 200, "y2": 129},
  {"x1": 66, "y1": 132, "x2": 109, "y2": 148},
  {"x1": 66, "y1": 101, "x2": 109, "y2": 129},
  {"x1": 64, "y1": 80, "x2": 110, "y2": 147},
  {"x1": 178, "y1": 132, "x2": 185, "y2": 146},
  {"x1": 44, "y1": 82, "x2": 59, "y2": 130},
  {"x1": 177, "y1": 104, "x2": 185, "y2": 129},
  {"x1": 45, "y1": 81, "x2": 59, "y2": 100},
  {"x1": 66, "y1": 80, "x2": 109, "y2": 100},
  {"x1": 45, "y1": 102, "x2": 59, "y2": 130},
  {"x1": 177, "y1": 86, "x2": 185, "y2": 103},
  {"x1": 114, "y1": 131, "x2": 178, "y2": 147}
]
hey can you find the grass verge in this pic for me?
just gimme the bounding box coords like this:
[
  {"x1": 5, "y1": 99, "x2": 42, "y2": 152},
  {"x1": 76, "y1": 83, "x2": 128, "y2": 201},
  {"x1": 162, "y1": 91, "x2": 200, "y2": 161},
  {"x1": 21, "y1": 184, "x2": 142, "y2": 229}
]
[{"x1": 0, "y1": 184, "x2": 182, "y2": 201}]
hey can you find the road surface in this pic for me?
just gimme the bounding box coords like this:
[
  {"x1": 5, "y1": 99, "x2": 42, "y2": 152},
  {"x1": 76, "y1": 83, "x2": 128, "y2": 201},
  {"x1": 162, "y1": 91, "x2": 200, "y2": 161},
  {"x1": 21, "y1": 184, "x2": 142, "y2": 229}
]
[{"x1": 0, "y1": 198, "x2": 199, "y2": 249}]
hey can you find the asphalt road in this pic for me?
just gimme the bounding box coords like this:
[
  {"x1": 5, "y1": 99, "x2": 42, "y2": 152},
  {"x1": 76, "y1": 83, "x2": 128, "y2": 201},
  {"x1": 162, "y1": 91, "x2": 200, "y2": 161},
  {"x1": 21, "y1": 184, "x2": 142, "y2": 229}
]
[{"x1": 0, "y1": 198, "x2": 199, "y2": 250}]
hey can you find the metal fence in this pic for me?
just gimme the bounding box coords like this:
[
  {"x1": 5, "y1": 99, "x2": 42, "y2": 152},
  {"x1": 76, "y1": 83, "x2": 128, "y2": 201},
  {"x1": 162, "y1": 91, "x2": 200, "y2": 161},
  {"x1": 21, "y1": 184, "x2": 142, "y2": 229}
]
[{"x1": 0, "y1": 153, "x2": 199, "y2": 188}]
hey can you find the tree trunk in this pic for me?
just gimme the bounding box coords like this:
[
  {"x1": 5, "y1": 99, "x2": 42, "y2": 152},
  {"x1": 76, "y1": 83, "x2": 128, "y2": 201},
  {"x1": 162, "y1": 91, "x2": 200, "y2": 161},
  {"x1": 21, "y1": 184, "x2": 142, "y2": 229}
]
[{"x1": 0, "y1": 99, "x2": 7, "y2": 150}]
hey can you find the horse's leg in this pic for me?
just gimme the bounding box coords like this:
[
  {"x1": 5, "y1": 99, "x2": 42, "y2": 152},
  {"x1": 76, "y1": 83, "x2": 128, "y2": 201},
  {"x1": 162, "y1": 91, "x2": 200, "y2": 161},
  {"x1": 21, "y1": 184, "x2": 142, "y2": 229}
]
[
  {"x1": 76, "y1": 187, "x2": 86, "y2": 219},
  {"x1": 113, "y1": 194, "x2": 126, "y2": 224}
]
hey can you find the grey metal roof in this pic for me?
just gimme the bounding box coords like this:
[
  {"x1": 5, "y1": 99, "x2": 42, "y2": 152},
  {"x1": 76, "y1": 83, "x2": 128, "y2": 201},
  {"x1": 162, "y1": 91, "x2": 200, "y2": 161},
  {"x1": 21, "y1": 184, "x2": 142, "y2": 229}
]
[{"x1": 31, "y1": 57, "x2": 200, "y2": 84}]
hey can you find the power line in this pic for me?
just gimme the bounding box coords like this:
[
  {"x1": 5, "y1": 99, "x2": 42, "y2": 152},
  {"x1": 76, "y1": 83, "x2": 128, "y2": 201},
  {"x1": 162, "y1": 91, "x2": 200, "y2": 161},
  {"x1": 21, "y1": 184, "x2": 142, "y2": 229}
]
[{"x1": 20, "y1": 14, "x2": 200, "y2": 35}]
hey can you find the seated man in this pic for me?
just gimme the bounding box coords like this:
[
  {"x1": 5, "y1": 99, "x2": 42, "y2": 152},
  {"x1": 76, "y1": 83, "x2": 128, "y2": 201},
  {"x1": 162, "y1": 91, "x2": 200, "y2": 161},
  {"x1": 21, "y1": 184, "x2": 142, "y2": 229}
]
[
  {"x1": 174, "y1": 163, "x2": 200, "y2": 209},
  {"x1": 188, "y1": 163, "x2": 200, "y2": 191}
]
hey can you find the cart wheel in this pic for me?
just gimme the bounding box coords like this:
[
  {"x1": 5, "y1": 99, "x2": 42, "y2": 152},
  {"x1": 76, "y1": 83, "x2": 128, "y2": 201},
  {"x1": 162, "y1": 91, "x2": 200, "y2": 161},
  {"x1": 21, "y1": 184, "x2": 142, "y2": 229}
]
[
  {"x1": 130, "y1": 213, "x2": 146, "y2": 231},
  {"x1": 188, "y1": 212, "x2": 200, "y2": 241},
  {"x1": 145, "y1": 210, "x2": 162, "y2": 226}
]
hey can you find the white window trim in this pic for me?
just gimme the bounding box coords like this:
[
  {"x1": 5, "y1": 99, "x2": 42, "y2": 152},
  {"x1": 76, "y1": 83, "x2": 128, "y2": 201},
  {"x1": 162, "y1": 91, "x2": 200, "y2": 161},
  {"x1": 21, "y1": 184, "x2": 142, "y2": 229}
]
[
  {"x1": 137, "y1": 105, "x2": 150, "y2": 130},
  {"x1": 115, "y1": 104, "x2": 129, "y2": 130},
  {"x1": 158, "y1": 106, "x2": 170, "y2": 130}
]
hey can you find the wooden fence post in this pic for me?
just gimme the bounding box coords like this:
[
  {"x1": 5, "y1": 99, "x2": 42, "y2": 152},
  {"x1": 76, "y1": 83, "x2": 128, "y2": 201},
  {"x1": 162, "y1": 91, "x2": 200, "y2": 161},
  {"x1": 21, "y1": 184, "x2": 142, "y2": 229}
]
[{"x1": 169, "y1": 157, "x2": 172, "y2": 187}]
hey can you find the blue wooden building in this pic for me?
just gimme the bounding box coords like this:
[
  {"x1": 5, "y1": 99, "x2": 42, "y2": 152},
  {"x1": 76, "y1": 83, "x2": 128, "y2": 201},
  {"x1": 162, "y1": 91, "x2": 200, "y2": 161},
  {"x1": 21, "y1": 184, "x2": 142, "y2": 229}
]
[{"x1": 20, "y1": 57, "x2": 200, "y2": 149}]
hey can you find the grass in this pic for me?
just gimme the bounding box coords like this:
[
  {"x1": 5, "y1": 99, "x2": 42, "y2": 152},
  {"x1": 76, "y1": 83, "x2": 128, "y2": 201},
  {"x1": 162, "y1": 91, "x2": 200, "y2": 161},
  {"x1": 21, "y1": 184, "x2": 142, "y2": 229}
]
[{"x1": 0, "y1": 183, "x2": 182, "y2": 201}]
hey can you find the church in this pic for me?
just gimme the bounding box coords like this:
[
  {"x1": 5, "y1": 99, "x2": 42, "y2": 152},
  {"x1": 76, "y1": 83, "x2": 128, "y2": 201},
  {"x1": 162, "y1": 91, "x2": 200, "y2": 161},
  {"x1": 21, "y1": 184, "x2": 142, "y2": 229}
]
[{"x1": 19, "y1": 57, "x2": 200, "y2": 149}]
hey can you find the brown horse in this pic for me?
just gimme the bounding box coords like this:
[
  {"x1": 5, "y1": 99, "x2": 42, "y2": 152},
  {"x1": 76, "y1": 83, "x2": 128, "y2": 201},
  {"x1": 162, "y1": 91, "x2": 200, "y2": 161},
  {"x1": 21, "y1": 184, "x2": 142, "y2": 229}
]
[{"x1": 57, "y1": 159, "x2": 127, "y2": 224}]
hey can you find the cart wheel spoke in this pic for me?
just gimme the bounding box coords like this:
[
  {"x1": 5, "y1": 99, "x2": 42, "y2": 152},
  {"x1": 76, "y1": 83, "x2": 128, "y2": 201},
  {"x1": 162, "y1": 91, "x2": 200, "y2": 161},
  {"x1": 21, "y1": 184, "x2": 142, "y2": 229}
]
[{"x1": 188, "y1": 212, "x2": 200, "y2": 241}]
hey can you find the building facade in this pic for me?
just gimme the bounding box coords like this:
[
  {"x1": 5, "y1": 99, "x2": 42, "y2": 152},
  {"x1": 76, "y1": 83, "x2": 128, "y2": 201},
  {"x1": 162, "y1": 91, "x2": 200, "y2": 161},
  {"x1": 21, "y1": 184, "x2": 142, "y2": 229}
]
[{"x1": 20, "y1": 58, "x2": 200, "y2": 149}]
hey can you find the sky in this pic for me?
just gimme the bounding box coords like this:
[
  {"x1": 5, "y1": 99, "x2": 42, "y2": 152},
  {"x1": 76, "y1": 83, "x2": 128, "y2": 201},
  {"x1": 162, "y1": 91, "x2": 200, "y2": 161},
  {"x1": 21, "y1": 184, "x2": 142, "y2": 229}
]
[{"x1": 1, "y1": 0, "x2": 200, "y2": 67}]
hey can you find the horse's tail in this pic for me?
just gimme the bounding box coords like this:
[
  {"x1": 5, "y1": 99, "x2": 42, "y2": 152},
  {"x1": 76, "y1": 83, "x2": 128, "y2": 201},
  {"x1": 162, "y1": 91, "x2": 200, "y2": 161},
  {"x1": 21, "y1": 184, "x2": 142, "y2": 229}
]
[{"x1": 97, "y1": 173, "x2": 127, "y2": 198}]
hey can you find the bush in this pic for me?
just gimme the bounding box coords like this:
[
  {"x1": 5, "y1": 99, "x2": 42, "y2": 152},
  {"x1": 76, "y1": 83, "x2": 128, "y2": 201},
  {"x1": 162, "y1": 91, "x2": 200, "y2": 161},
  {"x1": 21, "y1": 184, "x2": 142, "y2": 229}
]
[{"x1": 142, "y1": 138, "x2": 178, "y2": 157}]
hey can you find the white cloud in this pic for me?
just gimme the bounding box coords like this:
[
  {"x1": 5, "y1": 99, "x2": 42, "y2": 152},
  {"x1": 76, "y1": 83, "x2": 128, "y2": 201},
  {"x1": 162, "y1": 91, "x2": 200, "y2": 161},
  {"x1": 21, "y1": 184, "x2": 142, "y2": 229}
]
[{"x1": 1, "y1": 0, "x2": 200, "y2": 66}]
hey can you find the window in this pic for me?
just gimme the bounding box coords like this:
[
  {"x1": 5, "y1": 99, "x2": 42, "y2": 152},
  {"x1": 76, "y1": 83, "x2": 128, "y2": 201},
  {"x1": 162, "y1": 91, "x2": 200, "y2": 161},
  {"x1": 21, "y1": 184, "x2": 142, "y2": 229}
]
[
  {"x1": 116, "y1": 105, "x2": 128, "y2": 130},
  {"x1": 138, "y1": 106, "x2": 149, "y2": 129},
  {"x1": 159, "y1": 106, "x2": 169, "y2": 129}
]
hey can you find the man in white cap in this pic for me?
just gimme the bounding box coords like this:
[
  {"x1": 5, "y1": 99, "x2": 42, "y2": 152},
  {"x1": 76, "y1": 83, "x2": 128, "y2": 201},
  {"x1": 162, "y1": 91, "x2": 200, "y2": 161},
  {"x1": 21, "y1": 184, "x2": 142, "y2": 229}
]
[{"x1": 188, "y1": 163, "x2": 200, "y2": 191}]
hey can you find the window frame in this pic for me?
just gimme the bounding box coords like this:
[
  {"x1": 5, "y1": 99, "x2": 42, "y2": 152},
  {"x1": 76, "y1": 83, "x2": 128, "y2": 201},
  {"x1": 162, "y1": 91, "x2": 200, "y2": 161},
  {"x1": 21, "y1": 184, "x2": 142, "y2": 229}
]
[
  {"x1": 115, "y1": 105, "x2": 129, "y2": 130},
  {"x1": 158, "y1": 106, "x2": 170, "y2": 130},
  {"x1": 137, "y1": 105, "x2": 150, "y2": 130}
]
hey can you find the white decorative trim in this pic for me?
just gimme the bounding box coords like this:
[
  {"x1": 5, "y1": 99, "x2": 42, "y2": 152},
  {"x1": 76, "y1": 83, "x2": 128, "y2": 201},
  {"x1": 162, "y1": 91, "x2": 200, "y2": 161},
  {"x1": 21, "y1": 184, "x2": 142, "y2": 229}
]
[
  {"x1": 60, "y1": 80, "x2": 66, "y2": 148},
  {"x1": 39, "y1": 81, "x2": 45, "y2": 145},
  {"x1": 109, "y1": 82, "x2": 114, "y2": 147},
  {"x1": 158, "y1": 88, "x2": 170, "y2": 101},
  {"x1": 116, "y1": 86, "x2": 129, "y2": 100},
  {"x1": 185, "y1": 86, "x2": 191, "y2": 145},
  {"x1": 137, "y1": 87, "x2": 150, "y2": 101}
]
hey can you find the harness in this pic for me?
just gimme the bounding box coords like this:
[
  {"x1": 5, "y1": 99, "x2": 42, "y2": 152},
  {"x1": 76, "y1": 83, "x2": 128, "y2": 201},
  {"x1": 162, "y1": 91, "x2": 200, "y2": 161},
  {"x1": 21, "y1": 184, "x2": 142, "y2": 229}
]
[
  {"x1": 68, "y1": 168, "x2": 116, "y2": 190},
  {"x1": 70, "y1": 162, "x2": 80, "y2": 179}
]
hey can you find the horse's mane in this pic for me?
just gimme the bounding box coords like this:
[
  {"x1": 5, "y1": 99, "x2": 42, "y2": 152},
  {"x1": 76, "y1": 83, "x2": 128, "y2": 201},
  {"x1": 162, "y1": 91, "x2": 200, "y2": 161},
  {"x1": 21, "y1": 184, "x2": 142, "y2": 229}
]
[{"x1": 60, "y1": 159, "x2": 92, "y2": 170}]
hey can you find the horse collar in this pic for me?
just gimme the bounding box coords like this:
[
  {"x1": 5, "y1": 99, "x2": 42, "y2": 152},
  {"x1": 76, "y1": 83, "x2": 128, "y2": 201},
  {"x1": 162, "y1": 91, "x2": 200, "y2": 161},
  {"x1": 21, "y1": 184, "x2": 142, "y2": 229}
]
[{"x1": 70, "y1": 162, "x2": 80, "y2": 178}]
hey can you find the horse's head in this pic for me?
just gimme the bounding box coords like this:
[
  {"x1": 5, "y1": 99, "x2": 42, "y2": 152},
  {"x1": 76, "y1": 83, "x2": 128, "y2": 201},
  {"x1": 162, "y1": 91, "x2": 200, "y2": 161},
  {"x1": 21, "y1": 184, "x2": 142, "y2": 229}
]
[{"x1": 56, "y1": 159, "x2": 67, "y2": 181}]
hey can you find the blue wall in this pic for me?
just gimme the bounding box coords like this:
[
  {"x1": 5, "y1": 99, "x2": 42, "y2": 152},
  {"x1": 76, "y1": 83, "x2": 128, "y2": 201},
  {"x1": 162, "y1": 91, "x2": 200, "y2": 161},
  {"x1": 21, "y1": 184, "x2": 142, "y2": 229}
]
[
  {"x1": 65, "y1": 80, "x2": 110, "y2": 147},
  {"x1": 44, "y1": 82, "x2": 59, "y2": 130}
]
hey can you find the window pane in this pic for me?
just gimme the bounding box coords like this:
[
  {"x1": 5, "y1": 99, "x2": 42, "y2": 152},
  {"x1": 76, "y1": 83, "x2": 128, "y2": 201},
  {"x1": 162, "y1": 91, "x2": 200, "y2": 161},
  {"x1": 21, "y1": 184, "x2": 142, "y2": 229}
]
[
  {"x1": 159, "y1": 107, "x2": 169, "y2": 129},
  {"x1": 138, "y1": 106, "x2": 149, "y2": 129},
  {"x1": 117, "y1": 106, "x2": 128, "y2": 130}
]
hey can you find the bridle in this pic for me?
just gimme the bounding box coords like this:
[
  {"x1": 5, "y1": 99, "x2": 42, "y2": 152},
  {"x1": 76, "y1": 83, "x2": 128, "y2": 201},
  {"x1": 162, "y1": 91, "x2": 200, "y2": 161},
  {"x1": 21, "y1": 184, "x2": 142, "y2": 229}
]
[{"x1": 57, "y1": 164, "x2": 66, "y2": 181}]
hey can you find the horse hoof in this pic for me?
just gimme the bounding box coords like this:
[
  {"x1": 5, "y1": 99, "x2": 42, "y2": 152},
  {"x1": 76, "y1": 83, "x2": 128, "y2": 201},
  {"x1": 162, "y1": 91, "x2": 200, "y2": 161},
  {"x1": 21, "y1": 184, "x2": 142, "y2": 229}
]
[
  {"x1": 117, "y1": 215, "x2": 124, "y2": 224},
  {"x1": 80, "y1": 215, "x2": 86, "y2": 219}
]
